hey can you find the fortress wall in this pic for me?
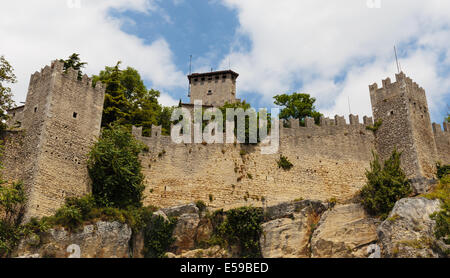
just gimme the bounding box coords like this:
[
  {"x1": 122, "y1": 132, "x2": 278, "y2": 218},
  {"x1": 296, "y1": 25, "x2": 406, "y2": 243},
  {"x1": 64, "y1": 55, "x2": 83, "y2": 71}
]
[
  {"x1": 433, "y1": 122, "x2": 450, "y2": 165},
  {"x1": 0, "y1": 131, "x2": 28, "y2": 183},
  {"x1": 136, "y1": 117, "x2": 375, "y2": 210}
]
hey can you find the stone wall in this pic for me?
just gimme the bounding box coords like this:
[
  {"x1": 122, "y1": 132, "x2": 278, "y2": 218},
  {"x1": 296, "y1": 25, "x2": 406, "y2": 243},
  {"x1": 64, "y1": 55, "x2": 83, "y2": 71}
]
[
  {"x1": 134, "y1": 115, "x2": 375, "y2": 210},
  {"x1": 433, "y1": 122, "x2": 450, "y2": 165}
]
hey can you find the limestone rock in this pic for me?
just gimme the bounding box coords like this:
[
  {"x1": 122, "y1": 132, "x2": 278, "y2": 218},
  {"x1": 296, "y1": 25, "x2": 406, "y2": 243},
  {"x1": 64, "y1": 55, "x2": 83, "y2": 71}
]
[
  {"x1": 167, "y1": 246, "x2": 231, "y2": 258},
  {"x1": 15, "y1": 221, "x2": 132, "y2": 258},
  {"x1": 172, "y1": 213, "x2": 201, "y2": 254},
  {"x1": 260, "y1": 201, "x2": 326, "y2": 258},
  {"x1": 377, "y1": 197, "x2": 442, "y2": 258},
  {"x1": 264, "y1": 199, "x2": 327, "y2": 221},
  {"x1": 162, "y1": 203, "x2": 199, "y2": 218},
  {"x1": 310, "y1": 203, "x2": 378, "y2": 258}
]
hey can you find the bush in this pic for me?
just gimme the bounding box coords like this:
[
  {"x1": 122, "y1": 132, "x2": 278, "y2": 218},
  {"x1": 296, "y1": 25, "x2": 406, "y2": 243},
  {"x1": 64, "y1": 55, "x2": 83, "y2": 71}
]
[
  {"x1": 212, "y1": 207, "x2": 263, "y2": 258},
  {"x1": 360, "y1": 149, "x2": 411, "y2": 219},
  {"x1": 426, "y1": 170, "x2": 450, "y2": 245},
  {"x1": 143, "y1": 215, "x2": 177, "y2": 258},
  {"x1": 277, "y1": 155, "x2": 293, "y2": 170},
  {"x1": 437, "y1": 163, "x2": 450, "y2": 180},
  {"x1": 88, "y1": 125, "x2": 146, "y2": 209}
]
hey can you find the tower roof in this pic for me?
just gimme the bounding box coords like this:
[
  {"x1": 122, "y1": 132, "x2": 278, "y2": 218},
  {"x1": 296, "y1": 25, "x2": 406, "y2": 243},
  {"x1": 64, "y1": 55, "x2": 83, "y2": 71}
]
[{"x1": 188, "y1": 70, "x2": 239, "y2": 80}]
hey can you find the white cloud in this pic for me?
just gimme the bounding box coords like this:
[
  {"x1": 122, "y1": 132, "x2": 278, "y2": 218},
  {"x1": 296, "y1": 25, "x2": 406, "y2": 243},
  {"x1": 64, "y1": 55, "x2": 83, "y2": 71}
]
[
  {"x1": 220, "y1": 0, "x2": 450, "y2": 123},
  {"x1": 0, "y1": 0, "x2": 185, "y2": 104}
]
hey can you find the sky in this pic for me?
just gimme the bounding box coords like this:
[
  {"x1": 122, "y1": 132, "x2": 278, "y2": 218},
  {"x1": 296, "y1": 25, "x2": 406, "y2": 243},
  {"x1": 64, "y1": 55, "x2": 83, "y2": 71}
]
[{"x1": 1, "y1": 0, "x2": 449, "y2": 124}]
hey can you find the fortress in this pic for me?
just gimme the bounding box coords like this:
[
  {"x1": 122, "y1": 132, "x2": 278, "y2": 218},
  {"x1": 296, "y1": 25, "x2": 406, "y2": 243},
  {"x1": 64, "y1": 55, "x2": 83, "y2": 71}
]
[{"x1": 2, "y1": 60, "x2": 449, "y2": 220}]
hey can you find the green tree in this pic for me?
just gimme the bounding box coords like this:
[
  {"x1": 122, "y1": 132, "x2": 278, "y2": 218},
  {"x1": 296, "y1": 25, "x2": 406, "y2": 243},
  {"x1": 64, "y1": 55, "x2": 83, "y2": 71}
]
[
  {"x1": 59, "y1": 53, "x2": 87, "y2": 80},
  {"x1": 0, "y1": 55, "x2": 16, "y2": 131},
  {"x1": 360, "y1": 149, "x2": 412, "y2": 219},
  {"x1": 273, "y1": 92, "x2": 322, "y2": 126},
  {"x1": 94, "y1": 62, "x2": 132, "y2": 127},
  {"x1": 217, "y1": 100, "x2": 271, "y2": 144},
  {"x1": 87, "y1": 124, "x2": 145, "y2": 209},
  {"x1": 93, "y1": 63, "x2": 167, "y2": 136}
]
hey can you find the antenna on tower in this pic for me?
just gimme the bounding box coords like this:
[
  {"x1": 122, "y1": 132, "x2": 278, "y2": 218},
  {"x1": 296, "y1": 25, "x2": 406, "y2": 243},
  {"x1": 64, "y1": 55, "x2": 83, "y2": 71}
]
[
  {"x1": 189, "y1": 55, "x2": 192, "y2": 75},
  {"x1": 348, "y1": 96, "x2": 352, "y2": 115},
  {"x1": 394, "y1": 45, "x2": 400, "y2": 73}
]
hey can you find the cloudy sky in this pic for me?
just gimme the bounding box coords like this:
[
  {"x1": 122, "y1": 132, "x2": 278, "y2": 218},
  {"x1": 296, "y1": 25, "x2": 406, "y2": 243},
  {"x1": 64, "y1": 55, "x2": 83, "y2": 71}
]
[{"x1": 1, "y1": 0, "x2": 449, "y2": 124}]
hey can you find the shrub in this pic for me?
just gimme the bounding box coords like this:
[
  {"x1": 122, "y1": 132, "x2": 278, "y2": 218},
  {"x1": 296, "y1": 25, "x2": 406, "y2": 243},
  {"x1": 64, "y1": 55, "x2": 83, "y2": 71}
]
[
  {"x1": 360, "y1": 149, "x2": 411, "y2": 219},
  {"x1": 88, "y1": 124, "x2": 146, "y2": 209},
  {"x1": 212, "y1": 206, "x2": 263, "y2": 258},
  {"x1": 143, "y1": 215, "x2": 177, "y2": 258},
  {"x1": 195, "y1": 200, "x2": 207, "y2": 212},
  {"x1": 437, "y1": 163, "x2": 450, "y2": 180},
  {"x1": 426, "y1": 171, "x2": 449, "y2": 245},
  {"x1": 366, "y1": 119, "x2": 383, "y2": 133},
  {"x1": 277, "y1": 155, "x2": 293, "y2": 170}
]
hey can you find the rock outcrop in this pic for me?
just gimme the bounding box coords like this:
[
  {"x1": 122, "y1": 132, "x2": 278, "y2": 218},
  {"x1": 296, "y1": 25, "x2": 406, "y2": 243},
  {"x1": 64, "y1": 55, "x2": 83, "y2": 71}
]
[
  {"x1": 310, "y1": 204, "x2": 378, "y2": 258},
  {"x1": 377, "y1": 197, "x2": 445, "y2": 258},
  {"x1": 15, "y1": 221, "x2": 132, "y2": 258},
  {"x1": 260, "y1": 200, "x2": 327, "y2": 258}
]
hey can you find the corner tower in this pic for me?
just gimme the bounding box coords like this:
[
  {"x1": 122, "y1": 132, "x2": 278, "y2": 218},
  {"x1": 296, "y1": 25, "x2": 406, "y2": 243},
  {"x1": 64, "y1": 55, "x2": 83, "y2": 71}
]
[
  {"x1": 369, "y1": 72, "x2": 438, "y2": 191},
  {"x1": 188, "y1": 70, "x2": 239, "y2": 107},
  {"x1": 19, "y1": 60, "x2": 105, "y2": 219}
]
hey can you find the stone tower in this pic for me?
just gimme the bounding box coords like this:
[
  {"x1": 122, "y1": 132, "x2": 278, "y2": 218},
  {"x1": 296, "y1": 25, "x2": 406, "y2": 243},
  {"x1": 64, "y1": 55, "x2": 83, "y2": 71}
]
[
  {"x1": 369, "y1": 72, "x2": 438, "y2": 191},
  {"x1": 17, "y1": 60, "x2": 105, "y2": 220},
  {"x1": 188, "y1": 70, "x2": 239, "y2": 107}
]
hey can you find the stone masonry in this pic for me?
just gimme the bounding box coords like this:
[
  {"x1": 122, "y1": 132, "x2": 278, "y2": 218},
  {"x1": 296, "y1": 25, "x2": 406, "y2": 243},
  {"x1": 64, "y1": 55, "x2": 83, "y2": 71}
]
[{"x1": 1, "y1": 61, "x2": 449, "y2": 218}]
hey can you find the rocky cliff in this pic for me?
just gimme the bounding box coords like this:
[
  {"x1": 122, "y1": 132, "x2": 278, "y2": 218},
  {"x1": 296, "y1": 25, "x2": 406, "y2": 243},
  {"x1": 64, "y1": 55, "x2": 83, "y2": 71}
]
[{"x1": 14, "y1": 197, "x2": 448, "y2": 258}]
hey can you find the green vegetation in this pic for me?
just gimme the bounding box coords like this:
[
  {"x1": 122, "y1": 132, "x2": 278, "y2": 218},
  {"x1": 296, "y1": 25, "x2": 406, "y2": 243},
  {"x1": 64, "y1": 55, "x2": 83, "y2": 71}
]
[
  {"x1": 92, "y1": 61, "x2": 174, "y2": 136},
  {"x1": 217, "y1": 100, "x2": 272, "y2": 144},
  {"x1": 277, "y1": 155, "x2": 293, "y2": 170},
  {"x1": 143, "y1": 215, "x2": 177, "y2": 258},
  {"x1": 423, "y1": 166, "x2": 449, "y2": 245},
  {"x1": 366, "y1": 119, "x2": 383, "y2": 133},
  {"x1": 88, "y1": 125, "x2": 146, "y2": 209},
  {"x1": 273, "y1": 92, "x2": 322, "y2": 126},
  {"x1": 39, "y1": 195, "x2": 156, "y2": 233},
  {"x1": 208, "y1": 207, "x2": 263, "y2": 258},
  {"x1": 195, "y1": 200, "x2": 207, "y2": 213},
  {"x1": 436, "y1": 163, "x2": 450, "y2": 180},
  {"x1": 59, "y1": 53, "x2": 87, "y2": 80},
  {"x1": 360, "y1": 149, "x2": 412, "y2": 219},
  {"x1": 0, "y1": 55, "x2": 16, "y2": 131}
]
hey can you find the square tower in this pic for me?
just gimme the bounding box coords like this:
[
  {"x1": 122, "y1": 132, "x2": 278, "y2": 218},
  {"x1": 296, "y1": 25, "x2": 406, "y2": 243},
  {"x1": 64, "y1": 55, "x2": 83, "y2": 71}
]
[
  {"x1": 369, "y1": 72, "x2": 438, "y2": 188},
  {"x1": 188, "y1": 70, "x2": 239, "y2": 107},
  {"x1": 15, "y1": 60, "x2": 105, "y2": 220}
]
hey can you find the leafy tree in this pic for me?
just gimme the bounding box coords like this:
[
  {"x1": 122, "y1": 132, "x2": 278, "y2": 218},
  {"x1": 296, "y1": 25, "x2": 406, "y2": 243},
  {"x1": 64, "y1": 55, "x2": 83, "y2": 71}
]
[
  {"x1": 93, "y1": 63, "x2": 168, "y2": 136},
  {"x1": 360, "y1": 149, "x2": 412, "y2": 219},
  {"x1": 87, "y1": 124, "x2": 145, "y2": 209},
  {"x1": 273, "y1": 92, "x2": 322, "y2": 126},
  {"x1": 217, "y1": 100, "x2": 271, "y2": 144},
  {"x1": 0, "y1": 55, "x2": 16, "y2": 131},
  {"x1": 59, "y1": 53, "x2": 87, "y2": 80}
]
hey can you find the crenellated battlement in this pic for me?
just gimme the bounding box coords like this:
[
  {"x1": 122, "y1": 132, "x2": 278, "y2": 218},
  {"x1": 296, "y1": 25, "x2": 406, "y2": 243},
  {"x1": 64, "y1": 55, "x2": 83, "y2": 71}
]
[{"x1": 28, "y1": 60, "x2": 104, "y2": 93}]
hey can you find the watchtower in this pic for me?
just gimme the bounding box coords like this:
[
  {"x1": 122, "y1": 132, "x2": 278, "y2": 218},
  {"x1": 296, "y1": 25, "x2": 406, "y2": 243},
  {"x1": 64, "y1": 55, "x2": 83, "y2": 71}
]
[
  {"x1": 369, "y1": 72, "x2": 438, "y2": 189},
  {"x1": 17, "y1": 60, "x2": 105, "y2": 220},
  {"x1": 188, "y1": 70, "x2": 239, "y2": 107}
]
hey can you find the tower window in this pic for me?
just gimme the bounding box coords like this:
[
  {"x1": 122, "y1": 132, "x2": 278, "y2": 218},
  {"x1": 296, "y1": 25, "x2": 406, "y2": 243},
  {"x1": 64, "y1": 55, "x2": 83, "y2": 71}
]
[
  {"x1": 215, "y1": 76, "x2": 219, "y2": 80},
  {"x1": 34, "y1": 107, "x2": 37, "y2": 113},
  {"x1": 73, "y1": 112, "x2": 78, "y2": 118},
  {"x1": 194, "y1": 78, "x2": 198, "y2": 82},
  {"x1": 201, "y1": 77, "x2": 205, "y2": 81},
  {"x1": 222, "y1": 75, "x2": 227, "y2": 79},
  {"x1": 207, "y1": 90, "x2": 212, "y2": 95}
]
